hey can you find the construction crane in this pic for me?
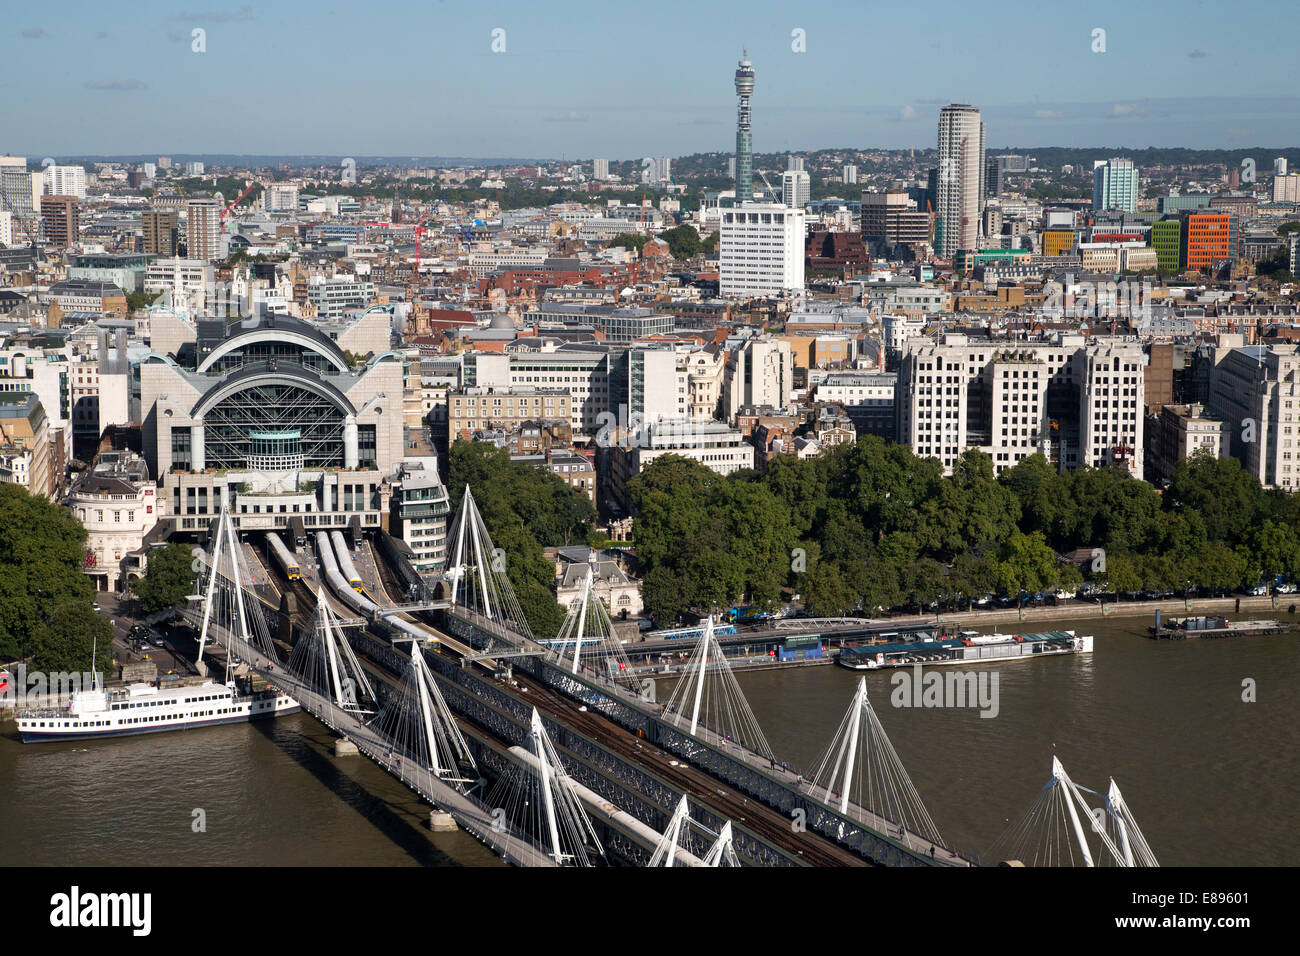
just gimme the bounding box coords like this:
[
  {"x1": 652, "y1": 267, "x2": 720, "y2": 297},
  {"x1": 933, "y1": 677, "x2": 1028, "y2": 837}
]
[{"x1": 221, "y1": 181, "x2": 257, "y2": 221}]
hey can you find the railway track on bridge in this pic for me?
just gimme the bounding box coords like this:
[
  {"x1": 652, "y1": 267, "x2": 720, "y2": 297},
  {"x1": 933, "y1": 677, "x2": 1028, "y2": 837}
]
[
  {"x1": 245, "y1": 532, "x2": 878, "y2": 866},
  {"x1": 504, "y1": 668, "x2": 869, "y2": 866},
  {"x1": 366, "y1": 539, "x2": 868, "y2": 866}
]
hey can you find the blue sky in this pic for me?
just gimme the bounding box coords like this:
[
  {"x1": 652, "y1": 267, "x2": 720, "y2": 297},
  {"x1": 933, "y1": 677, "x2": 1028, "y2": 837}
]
[{"x1": 4, "y1": 0, "x2": 1298, "y2": 159}]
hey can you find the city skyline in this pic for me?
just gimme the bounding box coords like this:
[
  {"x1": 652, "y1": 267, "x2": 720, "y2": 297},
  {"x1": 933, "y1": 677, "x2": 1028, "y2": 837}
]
[{"x1": 4, "y1": 0, "x2": 1300, "y2": 156}]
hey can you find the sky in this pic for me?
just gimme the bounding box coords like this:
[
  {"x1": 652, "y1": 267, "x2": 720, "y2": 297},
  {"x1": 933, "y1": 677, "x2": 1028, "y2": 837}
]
[{"x1": 4, "y1": 0, "x2": 1299, "y2": 160}]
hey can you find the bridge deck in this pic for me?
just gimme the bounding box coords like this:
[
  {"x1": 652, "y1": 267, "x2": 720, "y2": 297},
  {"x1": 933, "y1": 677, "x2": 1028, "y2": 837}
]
[{"x1": 192, "y1": 615, "x2": 556, "y2": 868}]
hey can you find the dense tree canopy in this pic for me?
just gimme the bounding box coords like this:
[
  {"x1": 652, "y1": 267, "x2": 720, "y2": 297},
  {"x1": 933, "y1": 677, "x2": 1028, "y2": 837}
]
[
  {"x1": 607, "y1": 233, "x2": 649, "y2": 255},
  {"x1": 657, "y1": 225, "x2": 702, "y2": 260},
  {"x1": 627, "y1": 439, "x2": 1300, "y2": 625},
  {"x1": 0, "y1": 484, "x2": 103, "y2": 670}
]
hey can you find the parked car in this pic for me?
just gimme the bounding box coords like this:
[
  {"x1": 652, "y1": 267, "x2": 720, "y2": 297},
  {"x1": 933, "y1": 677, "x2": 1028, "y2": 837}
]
[
  {"x1": 1277, "y1": 583, "x2": 1297, "y2": 594},
  {"x1": 1248, "y1": 584, "x2": 1269, "y2": 596}
]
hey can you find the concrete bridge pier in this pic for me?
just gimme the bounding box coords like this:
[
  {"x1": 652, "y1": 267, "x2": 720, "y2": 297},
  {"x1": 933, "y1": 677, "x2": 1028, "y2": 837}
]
[{"x1": 429, "y1": 811, "x2": 458, "y2": 832}]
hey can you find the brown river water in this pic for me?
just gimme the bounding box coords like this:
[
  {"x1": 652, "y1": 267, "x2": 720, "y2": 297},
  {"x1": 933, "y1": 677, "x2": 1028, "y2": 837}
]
[{"x1": 1, "y1": 612, "x2": 1294, "y2": 866}]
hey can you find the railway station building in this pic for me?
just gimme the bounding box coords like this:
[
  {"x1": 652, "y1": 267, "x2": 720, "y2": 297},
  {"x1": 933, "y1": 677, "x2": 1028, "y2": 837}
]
[{"x1": 140, "y1": 312, "x2": 407, "y2": 537}]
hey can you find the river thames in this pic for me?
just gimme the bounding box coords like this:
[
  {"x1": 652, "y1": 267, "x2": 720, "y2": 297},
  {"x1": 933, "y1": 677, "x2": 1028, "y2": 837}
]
[{"x1": 2, "y1": 612, "x2": 1295, "y2": 866}]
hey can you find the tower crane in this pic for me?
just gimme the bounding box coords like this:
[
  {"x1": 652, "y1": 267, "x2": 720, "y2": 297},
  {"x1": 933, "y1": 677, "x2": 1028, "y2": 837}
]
[{"x1": 221, "y1": 181, "x2": 257, "y2": 221}]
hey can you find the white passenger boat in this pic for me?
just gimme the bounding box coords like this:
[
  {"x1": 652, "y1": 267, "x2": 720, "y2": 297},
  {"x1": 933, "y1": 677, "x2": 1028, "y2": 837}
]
[{"x1": 16, "y1": 678, "x2": 299, "y2": 743}]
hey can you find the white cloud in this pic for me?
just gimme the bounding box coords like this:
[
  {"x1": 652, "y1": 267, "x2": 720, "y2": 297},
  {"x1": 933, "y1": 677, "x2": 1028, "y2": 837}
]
[{"x1": 898, "y1": 105, "x2": 919, "y2": 121}]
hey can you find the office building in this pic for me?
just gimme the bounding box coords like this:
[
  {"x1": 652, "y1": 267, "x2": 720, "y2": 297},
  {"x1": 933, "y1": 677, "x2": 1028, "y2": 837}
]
[
  {"x1": 1210, "y1": 345, "x2": 1300, "y2": 490},
  {"x1": 723, "y1": 338, "x2": 793, "y2": 417},
  {"x1": 1180, "y1": 211, "x2": 1233, "y2": 272},
  {"x1": 42, "y1": 165, "x2": 87, "y2": 199},
  {"x1": 861, "y1": 190, "x2": 931, "y2": 249},
  {"x1": 530, "y1": 303, "x2": 675, "y2": 343},
  {"x1": 389, "y1": 458, "x2": 450, "y2": 572},
  {"x1": 186, "y1": 198, "x2": 222, "y2": 261},
  {"x1": 143, "y1": 208, "x2": 180, "y2": 256},
  {"x1": 1093, "y1": 158, "x2": 1140, "y2": 213},
  {"x1": 935, "y1": 104, "x2": 984, "y2": 257},
  {"x1": 719, "y1": 203, "x2": 806, "y2": 298},
  {"x1": 898, "y1": 334, "x2": 1145, "y2": 477},
  {"x1": 1150, "y1": 403, "x2": 1230, "y2": 484},
  {"x1": 1273, "y1": 172, "x2": 1300, "y2": 204},
  {"x1": 782, "y1": 160, "x2": 810, "y2": 208},
  {"x1": 40, "y1": 195, "x2": 79, "y2": 248},
  {"x1": 0, "y1": 392, "x2": 53, "y2": 499},
  {"x1": 140, "y1": 314, "x2": 406, "y2": 534},
  {"x1": 305, "y1": 278, "x2": 376, "y2": 319},
  {"x1": 265, "y1": 183, "x2": 300, "y2": 212},
  {"x1": 449, "y1": 387, "x2": 571, "y2": 438},
  {"x1": 185, "y1": 161, "x2": 205, "y2": 176},
  {"x1": 609, "y1": 421, "x2": 754, "y2": 510},
  {"x1": 1150, "y1": 219, "x2": 1182, "y2": 273},
  {"x1": 593, "y1": 158, "x2": 609, "y2": 181}
]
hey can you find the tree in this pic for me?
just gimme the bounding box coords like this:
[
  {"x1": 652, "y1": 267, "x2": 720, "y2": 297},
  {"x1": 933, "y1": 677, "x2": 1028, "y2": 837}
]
[
  {"x1": 1098, "y1": 552, "x2": 1142, "y2": 596},
  {"x1": 131, "y1": 543, "x2": 196, "y2": 614},
  {"x1": 657, "y1": 224, "x2": 702, "y2": 260},
  {"x1": 702, "y1": 231, "x2": 720, "y2": 255},
  {"x1": 950, "y1": 548, "x2": 1000, "y2": 607},
  {"x1": 125, "y1": 289, "x2": 162, "y2": 312},
  {"x1": 994, "y1": 532, "x2": 1061, "y2": 596},
  {"x1": 608, "y1": 233, "x2": 649, "y2": 255},
  {"x1": 28, "y1": 603, "x2": 112, "y2": 675},
  {"x1": 1165, "y1": 449, "x2": 1264, "y2": 545},
  {"x1": 802, "y1": 563, "x2": 856, "y2": 617},
  {"x1": 0, "y1": 484, "x2": 97, "y2": 664},
  {"x1": 998, "y1": 454, "x2": 1061, "y2": 535},
  {"x1": 630, "y1": 455, "x2": 796, "y2": 614},
  {"x1": 447, "y1": 442, "x2": 596, "y2": 637},
  {"x1": 1237, "y1": 520, "x2": 1300, "y2": 585}
]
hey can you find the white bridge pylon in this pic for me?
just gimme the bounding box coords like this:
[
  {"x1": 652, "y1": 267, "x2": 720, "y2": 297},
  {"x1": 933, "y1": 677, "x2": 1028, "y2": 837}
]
[
  {"x1": 372, "y1": 640, "x2": 477, "y2": 783},
  {"x1": 649, "y1": 795, "x2": 741, "y2": 867},
  {"x1": 553, "y1": 558, "x2": 638, "y2": 691},
  {"x1": 662, "y1": 616, "x2": 775, "y2": 760},
  {"x1": 491, "y1": 708, "x2": 605, "y2": 866},
  {"x1": 804, "y1": 677, "x2": 945, "y2": 847},
  {"x1": 286, "y1": 587, "x2": 377, "y2": 714},
  {"x1": 991, "y1": 756, "x2": 1160, "y2": 867},
  {"x1": 445, "y1": 486, "x2": 535, "y2": 643},
  {"x1": 195, "y1": 507, "x2": 278, "y2": 668}
]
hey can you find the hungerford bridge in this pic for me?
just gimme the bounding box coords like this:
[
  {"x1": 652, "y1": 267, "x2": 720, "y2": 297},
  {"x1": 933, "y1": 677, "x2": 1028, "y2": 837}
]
[{"x1": 187, "y1": 490, "x2": 1158, "y2": 868}]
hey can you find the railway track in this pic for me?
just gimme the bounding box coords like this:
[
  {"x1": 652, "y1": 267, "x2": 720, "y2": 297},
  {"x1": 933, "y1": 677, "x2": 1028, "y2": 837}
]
[
  {"x1": 367, "y1": 537, "x2": 869, "y2": 866},
  {"x1": 267, "y1": 534, "x2": 870, "y2": 866},
  {"x1": 504, "y1": 668, "x2": 869, "y2": 867}
]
